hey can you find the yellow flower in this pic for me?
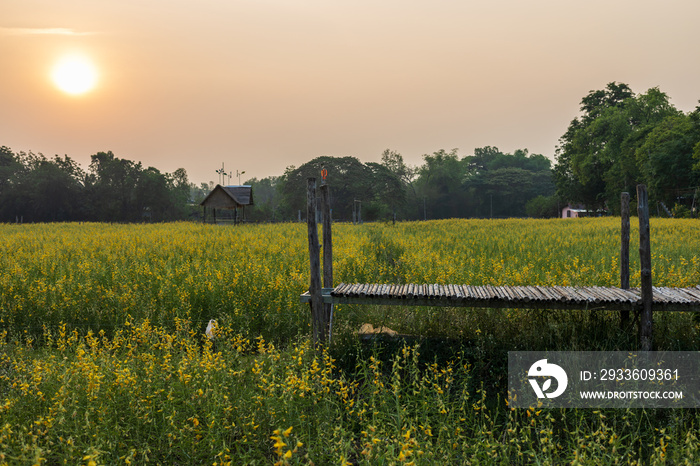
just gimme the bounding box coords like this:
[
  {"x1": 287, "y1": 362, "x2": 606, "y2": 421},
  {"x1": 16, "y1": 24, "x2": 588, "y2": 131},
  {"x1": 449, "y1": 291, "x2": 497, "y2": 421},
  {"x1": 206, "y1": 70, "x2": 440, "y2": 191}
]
[{"x1": 273, "y1": 439, "x2": 286, "y2": 449}]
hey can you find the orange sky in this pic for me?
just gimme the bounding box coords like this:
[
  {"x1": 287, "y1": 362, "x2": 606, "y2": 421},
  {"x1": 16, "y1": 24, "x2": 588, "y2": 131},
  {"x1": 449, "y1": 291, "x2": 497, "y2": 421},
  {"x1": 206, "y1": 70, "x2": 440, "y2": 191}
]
[{"x1": 2, "y1": 0, "x2": 699, "y2": 184}]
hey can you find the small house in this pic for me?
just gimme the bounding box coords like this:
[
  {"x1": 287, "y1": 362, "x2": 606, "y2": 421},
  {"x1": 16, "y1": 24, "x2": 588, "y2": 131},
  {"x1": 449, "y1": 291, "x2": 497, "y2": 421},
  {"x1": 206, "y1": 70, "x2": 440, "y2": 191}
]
[
  {"x1": 200, "y1": 185, "x2": 253, "y2": 224},
  {"x1": 561, "y1": 205, "x2": 588, "y2": 218}
]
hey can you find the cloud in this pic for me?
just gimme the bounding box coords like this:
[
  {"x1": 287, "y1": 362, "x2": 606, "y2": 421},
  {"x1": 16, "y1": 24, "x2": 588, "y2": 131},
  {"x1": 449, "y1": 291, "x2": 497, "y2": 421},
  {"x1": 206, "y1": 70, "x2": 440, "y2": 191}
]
[{"x1": 0, "y1": 27, "x2": 93, "y2": 36}]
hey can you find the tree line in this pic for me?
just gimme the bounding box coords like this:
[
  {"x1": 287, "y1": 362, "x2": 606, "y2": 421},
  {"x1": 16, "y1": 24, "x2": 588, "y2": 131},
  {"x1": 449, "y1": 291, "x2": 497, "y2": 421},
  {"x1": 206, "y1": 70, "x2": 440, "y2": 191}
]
[
  {"x1": 3, "y1": 82, "x2": 698, "y2": 223},
  {"x1": 252, "y1": 147, "x2": 556, "y2": 222},
  {"x1": 0, "y1": 149, "x2": 191, "y2": 222}
]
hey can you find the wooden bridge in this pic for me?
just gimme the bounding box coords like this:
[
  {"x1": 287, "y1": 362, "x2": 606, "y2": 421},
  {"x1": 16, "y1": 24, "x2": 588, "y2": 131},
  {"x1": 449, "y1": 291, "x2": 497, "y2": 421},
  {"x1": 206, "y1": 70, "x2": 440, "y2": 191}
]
[
  {"x1": 301, "y1": 181, "x2": 698, "y2": 350},
  {"x1": 302, "y1": 283, "x2": 700, "y2": 313}
]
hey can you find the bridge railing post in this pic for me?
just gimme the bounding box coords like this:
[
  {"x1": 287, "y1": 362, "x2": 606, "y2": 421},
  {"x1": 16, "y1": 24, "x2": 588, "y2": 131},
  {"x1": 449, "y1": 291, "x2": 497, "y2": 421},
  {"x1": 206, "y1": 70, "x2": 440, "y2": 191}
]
[
  {"x1": 320, "y1": 183, "x2": 333, "y2": 343},
  {"x1": 307, "y1": 178, "x2": 325, "y2": 345},
  {"x1": 620, "y1": 192, "x2": 630, "y2": 328},
  {"x1": 637, "y1": 185, "x2": 653, "y2": 351}
]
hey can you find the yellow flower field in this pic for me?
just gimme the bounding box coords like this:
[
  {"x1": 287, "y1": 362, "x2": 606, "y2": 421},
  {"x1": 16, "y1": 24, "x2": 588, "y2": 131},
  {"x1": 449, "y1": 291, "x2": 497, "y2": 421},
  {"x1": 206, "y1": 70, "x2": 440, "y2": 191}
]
[
  {"x1": 1, "y1": 218, "x2": 699, "y2": 464},
  {"x1": 1, "y1": 218, "x2": 698, "y2": 339}
]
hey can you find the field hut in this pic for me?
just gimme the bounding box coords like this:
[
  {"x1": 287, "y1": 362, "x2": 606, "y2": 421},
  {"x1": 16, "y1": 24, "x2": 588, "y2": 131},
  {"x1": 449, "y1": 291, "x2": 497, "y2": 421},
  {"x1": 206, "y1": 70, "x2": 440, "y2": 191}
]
[
  {"x1": 562, "y1": 204, "x2": 607, "y2": 218},
  {"x1": 200, "y1": 185, "x2": 253, "y2": 224},
  {"x1": 562, "y1": 204, "x2": 588, "y2": 218}
]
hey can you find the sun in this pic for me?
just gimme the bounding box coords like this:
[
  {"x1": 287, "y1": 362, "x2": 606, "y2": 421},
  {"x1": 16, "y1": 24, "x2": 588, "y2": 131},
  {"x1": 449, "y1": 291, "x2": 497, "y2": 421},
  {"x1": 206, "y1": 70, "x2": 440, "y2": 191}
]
[{"x1": 51, "y1": 55, "x2": 98, "y2": 95}]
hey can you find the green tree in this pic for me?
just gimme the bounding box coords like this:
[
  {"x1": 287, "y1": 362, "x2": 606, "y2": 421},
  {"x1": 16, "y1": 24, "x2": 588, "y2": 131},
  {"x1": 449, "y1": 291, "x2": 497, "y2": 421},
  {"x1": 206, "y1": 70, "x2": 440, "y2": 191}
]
[
  {"x1": 85, "y1": 151, "x2": 191, "y2": 222},
  {"x1": 637, "y1": 112, "x2": 700, "y2": 208},
  {"x1": 0, "y1": 151, "x2": 86, "y2": 222},
  {"x1": 29, "y1": 155, "x2": 86, "y2": 221},
  {"x1": 462, "y1": 147, "x2": 555, "y2": 218},
  {"x1": 554, "y1": 83, "x2": 680, "y2": 212},
  {"x1": 134, "y1": 167, "x2": 173, "y2": 221},
  {"x1": 0, "y1": 147, "x2": 23, "y2": 220},
  {"x1": 365, "y1": 162, "x2": 406, "y2": 220},
  {"x1": 85, "y1": 151, "x2": 141, "y2": 221},
  {"x1": 380, "y1": 149, "x2": 418, "y2": 219},
  {"x1": 244, "y1": 176, "x2": 281, "y2": 222},
  {"x1": 414, "y1": 149, "x2": 467, "y2": 219},
  {"x1": 526, "y1": 195, "x2": 561, "y2": 218},
  {"x1": 279, "y1": 156, "x2": 377, "y2": 221}
]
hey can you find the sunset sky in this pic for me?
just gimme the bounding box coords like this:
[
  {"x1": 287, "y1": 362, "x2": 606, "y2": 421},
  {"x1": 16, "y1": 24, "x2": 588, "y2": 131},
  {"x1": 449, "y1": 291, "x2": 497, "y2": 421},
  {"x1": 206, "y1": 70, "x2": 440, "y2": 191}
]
[{"x1": 2, "y1": 0, "x2": 699, "y2": 185}]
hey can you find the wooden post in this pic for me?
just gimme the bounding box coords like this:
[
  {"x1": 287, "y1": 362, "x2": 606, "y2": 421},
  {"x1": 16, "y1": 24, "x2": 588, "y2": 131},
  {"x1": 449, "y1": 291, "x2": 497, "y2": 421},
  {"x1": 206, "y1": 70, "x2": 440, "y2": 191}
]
[
  {"x1": 637, "y1": 185, "x2": 653, "y2": 351},
  {"x1": 307, "y1": 178, "x2": 325, "y2": 345},
  {"x1": 321, "y1": 184, "x2": 333, "y2": 342},
  {"x1": 620, "y1": 192, "x2": 630, "y2": 327}
]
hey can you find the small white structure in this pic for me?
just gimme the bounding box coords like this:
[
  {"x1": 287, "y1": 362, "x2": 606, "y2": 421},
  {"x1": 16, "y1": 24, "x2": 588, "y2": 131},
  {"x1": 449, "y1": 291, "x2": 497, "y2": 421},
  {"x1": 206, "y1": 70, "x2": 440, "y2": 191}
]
[
  {"x1": 562, "y1": 205, "x2": 588, "y2": 218},
  {"x1": 205, "y1": 319, "x2": 217, "y2": 340}
]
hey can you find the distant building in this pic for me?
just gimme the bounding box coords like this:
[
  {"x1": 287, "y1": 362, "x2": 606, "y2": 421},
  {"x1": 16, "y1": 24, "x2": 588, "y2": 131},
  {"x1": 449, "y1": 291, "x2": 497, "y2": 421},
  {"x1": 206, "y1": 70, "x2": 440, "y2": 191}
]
[
  {"x1": 200, "y1": 185, "x2": 253, "y2": 224},
  {"x1": 561, "y1": 205, "x2": 588, "y2": 218}
]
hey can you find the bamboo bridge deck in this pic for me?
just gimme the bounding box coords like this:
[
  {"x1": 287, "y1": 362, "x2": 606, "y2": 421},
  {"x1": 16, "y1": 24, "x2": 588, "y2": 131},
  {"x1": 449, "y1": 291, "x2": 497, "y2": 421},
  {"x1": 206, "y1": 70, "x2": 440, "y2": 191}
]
[{"x1": 300, "y1": 283, "x2": 700, "y2": 312}]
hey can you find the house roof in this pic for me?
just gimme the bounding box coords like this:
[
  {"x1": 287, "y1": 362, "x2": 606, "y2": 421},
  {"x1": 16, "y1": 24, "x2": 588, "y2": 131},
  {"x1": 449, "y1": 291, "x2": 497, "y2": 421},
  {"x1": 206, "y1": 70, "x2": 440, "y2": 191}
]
[{"x1": 200, "y1": 185, "x2": 254, "y2": 208}]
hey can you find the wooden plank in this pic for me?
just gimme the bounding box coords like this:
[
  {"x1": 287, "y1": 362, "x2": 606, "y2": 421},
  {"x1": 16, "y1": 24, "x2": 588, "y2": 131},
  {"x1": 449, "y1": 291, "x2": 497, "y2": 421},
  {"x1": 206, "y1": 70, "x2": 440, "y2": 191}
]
[
  {"x1": 555, "y1": 286, "x2": 576, "y2": 303},
  {"x1": 515, "y1": 286, "x2": 529, "y2": 302},
  {"x1": 522, "y1": 286, "x2": 538, "y2": 301},
  {"x1": 358, "y1": 284, "x2": 367, "y2": 297},
  {"x1": 577, "y1": 287, "x2": 597, "y2": 303},
  {"x1": 582, "y1": 287, "x2": 602, "y2": 303},
  {"x1": 533, "y1": 286, "x2": 552, "y2": 302},
  {"x1": 606, "y1": 287, "x2": 632, "y2": 302},
  {"x1": 658, "y1": 287, "x2": 691, "y2": 303},
  {"x1": 512, "y1": 286, "x2": 529, "y2": 302},
  {"x1": 333, "y1": 283, "x2": 346, "y2": 296},
  {"x1": 511, "y1": 286, "x2": 525, "y2": 301},
  {"x1": 383, "y1": 284, "x2": 391, "y2": 298},
  {"x1": 679, "y1": 287, "x2": 700, "y2": 301},
  {"x1": 548, "y1": 286, "x2": 567, "y2": 302},
  {"x1": 537, "y1": 286, "x2": 558, "y2": 302},
  {"x1": 499, "y1": 286, "x2": 514, "y2": 301},
  {"x1": 599, "y1": 287, "x2": 618, "y2": 302},
  {"x1": 651, "y1": 287, "x2": 670, "y2": 303},
  {"x1": 607, "y1": 288, "x2": 629, "y2": 302}
]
